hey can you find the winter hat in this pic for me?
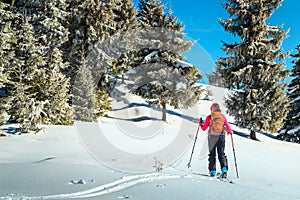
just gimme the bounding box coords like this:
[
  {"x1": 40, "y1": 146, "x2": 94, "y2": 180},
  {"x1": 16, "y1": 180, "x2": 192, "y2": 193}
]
[{"x1": 210, "y1": 103, "x2": 220, "y2": 111}]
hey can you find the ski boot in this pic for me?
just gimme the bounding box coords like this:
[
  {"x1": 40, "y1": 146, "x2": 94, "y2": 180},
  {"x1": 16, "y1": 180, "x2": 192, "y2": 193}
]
[
  {"x1": 210, "y1": 170, "x2": 216, "y2": 177},
  {"x1": 221, "y1": 167, "x2": 227, "y2": 178}
]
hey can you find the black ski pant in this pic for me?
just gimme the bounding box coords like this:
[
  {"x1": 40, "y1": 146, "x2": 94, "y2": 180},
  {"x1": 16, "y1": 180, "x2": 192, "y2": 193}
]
[{"x1": 208, "y1": 134, "x2": 228, "y2": 171}]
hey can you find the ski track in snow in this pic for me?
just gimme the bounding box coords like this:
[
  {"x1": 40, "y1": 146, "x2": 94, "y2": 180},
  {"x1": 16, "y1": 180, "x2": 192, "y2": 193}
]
[
  {"x1": 0, "y1": 173, "x2": 180, "y2": 200},
  {"x1": 0, "y1": 168, "x2": 237, "y2": 200}
]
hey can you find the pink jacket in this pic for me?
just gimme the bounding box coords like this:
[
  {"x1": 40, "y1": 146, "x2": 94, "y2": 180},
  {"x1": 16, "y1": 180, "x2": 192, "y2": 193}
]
[{"x1": 199, "y1": 114, "x2": 233, "y2": 134}]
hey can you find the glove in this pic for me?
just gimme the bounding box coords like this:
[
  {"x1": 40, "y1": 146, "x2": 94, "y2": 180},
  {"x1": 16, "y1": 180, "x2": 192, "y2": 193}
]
[
  {"x1": 199, "y1": 118, "x2": 203, "y2": 124},
  {"x1": 226, "y1": 130, "x2": 232, "y2": 135}
]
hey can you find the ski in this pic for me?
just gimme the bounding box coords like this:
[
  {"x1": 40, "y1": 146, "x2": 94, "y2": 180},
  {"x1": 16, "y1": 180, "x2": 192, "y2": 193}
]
[
  {"x1": 167, "y1": 168, "x2": 235, "y2": 184},
  {"x1": 195, "y1": 172, "x2": 234, "y2": 184},
  {"x1": 216, "y1": 173, "x2": 234, "y2": 184},
  {"x1": 190, "y1": 171, "x2": 234, "y2": 184}
]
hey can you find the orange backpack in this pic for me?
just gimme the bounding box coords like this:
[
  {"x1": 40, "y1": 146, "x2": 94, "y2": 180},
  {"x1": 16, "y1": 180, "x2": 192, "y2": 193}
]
[{"x1": 209, "y1": 111, "x2": 225, "y2": 134}]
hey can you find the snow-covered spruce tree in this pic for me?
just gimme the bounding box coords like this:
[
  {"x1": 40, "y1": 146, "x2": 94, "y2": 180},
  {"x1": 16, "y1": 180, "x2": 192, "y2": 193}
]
[
  {"x1": 63, "y1": 0, "x2": 115, "y2": 81},
  {"x1": 217, "y1": 0, "x2": 290, "y2": 140},
  {"x1": 278, "y1": 45, "x2": 300, "y2": 143},
  {"x1": 137, "y1": 0, "x2": 165, "y2": 28},
  {"x1": 1, "y1": 1, "x2": 71, "y2": 131},
  {"x1": 64, "y1": 0, "x2": 116, "y2": 118},
  {"x1": 14, "y1": 0, "x2": 70, "y2": 48},
  {"x1": 128, "y1": 61, "x2": 202, "y2": 122},
  {"x1": 41, "y1": 48, "x2": 74, "y2": 125},
  {"x1": 126, "y1": 0, "x2": 203, "y2": 122},
  {"x1": 94, "y1": 88, "x2": 112, "y2": 118},
  {"x1": 72, "y1": 52, "x2": 96, "y2": 122},
  {"x1": 6, "y1": 17, "x2": 49, "y2": 133},
  {"x1": 13, "y1": 0, "x2": 74, "y2": 125},
  {"x1": 111, "y1": 0, "x2": 138, "y2": 83},
  {"x1": 0, "y1": 2, "x2": 15, "y2": 125},
  {"x1": 81, "y1": 46, "x2": 114, "y2": 121}
]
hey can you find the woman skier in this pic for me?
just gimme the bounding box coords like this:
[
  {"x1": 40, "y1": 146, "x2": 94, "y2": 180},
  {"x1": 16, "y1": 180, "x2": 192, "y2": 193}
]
[{"x1": 199, "y1": 103, "x2": 233, "y2": 178}]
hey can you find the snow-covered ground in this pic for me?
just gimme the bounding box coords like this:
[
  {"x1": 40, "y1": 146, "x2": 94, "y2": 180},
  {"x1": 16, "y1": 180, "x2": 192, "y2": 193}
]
[{"x1": 0, "y1": 84, "x2": 300, "y2": 200}]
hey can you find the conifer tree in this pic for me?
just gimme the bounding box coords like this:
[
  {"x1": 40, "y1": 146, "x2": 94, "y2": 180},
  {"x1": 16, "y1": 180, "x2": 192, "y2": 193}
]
[
  {"x1": 14, "y1": 0, "x2": 70, "y2": 73},
  {"x1": 13, "y1": 0, "x2": 74, "y2": 126},
  {"x1": 94, "y1": 88, "x2": 112, "y2": 118},
  {"x1": 137, "y1": 0, "x2": 165, "y2": 27},
  {"x1": 126, "y1": 0, "x2": 203, "y2": 121},
  {"x1": 111, "y1": 0, "x2": 138, "y2": 83},
  {"x1": 114, "y1": 0, "x2": 138, "y2": 32},
  {"x1": 72, "y1": 52, "x2": 96, "y2": 122},
  {"x1": 1, "y1": 0, "x2": 72, "y2": 131},
  {"x1": 63, "y1": 0, "x2": 115, "y2": 81},
  {"x1": 217, "y1": 0, "x2": 290, "y2": 140},
  {"x1": 278, "y1": 45, "x2": 300, "y2": 143},
  {"x1": 6, "y1": 17, "x2": 49, "y2": 132},
  {"x1": 64, "y1": 0, "x2": 116, "y2": 119},
  {"x1": 41, "y1": 48, "x2": 74, "y2": 125},
  {"x1": 0, "y1": 2, "x2": 14, "y2": 125}
]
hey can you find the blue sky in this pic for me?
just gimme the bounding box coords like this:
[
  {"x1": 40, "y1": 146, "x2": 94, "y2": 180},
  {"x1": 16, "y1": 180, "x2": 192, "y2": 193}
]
[{"x1": 134, "y1": 0, "x2": 300, "y2": 83}]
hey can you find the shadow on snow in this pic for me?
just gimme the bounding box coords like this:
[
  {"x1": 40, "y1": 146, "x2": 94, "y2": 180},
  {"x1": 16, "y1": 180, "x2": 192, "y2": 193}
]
[{"x1": 111, "y1": 102, "x2": 198, "y2": 123}]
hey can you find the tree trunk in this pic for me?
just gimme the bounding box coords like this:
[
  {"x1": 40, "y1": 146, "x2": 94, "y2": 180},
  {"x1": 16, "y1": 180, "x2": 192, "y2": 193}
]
[
  {"x1": 122, "y1": 73, "x2": 125, "y2": 84},
  {"x1": 250, "y1": 130, "x2": 257, "y2": 140},
  {"x1": 161, "y1": 99, "x2": 167, "y2": 122}
]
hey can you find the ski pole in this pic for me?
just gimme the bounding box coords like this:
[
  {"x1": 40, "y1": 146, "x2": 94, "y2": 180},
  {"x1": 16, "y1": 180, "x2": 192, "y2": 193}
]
[
  {"x1": 187, "y1": 123, "x2": 200, "y2": 168},
  {"x1": 230, "y1": 133, "x2": 239, "y2": 178}
]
